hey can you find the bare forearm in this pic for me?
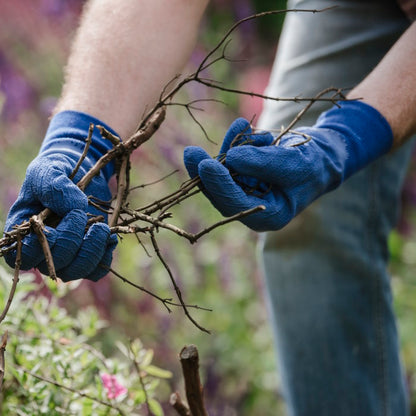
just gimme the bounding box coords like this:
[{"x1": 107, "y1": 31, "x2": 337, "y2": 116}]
[
  {"x1": 348, "y1": 21, "x2": 416, "y2": 147},
  {"x1": 55, "y1": 0, "x2": 209, "y2": 139}
]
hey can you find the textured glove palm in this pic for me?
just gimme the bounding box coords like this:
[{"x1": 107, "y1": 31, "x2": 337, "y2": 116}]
[
  {"x1": 184, "y1": 101, "x2": 393, "y2": 232},
  {"x1": 4, "y1": 111, "x2": 118, "y2": 281}
]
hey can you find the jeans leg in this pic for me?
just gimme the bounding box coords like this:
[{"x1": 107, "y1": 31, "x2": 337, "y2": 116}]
[
  {"x1": 261, "y1": 141, "x2": 413, "y2": 415},
  {"x1": 258, "y1": 1, "x2": 412, "y2": 414}
]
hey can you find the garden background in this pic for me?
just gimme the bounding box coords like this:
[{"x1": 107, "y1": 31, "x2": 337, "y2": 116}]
[{"x1": 0, "y1": 1, "x2": 415, "y2": 415}]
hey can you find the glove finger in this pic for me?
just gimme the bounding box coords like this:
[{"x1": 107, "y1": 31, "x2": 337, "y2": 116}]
[
  {"x1": 199, "y1": 159, "x2": 292, "y2": 231},
  {"x1": 226, "y1": 145, "x2": 303, "y2": 185},
  {"x1": 198, "y1": 158, "x2": 262, "y2": 217},
  {"x1": 85, "y1": 234, "x2": 118, "y2": 282},
  {"x1": 41, "y1": 172, "x2": 88, "y2": 216},
  {"x1": 57, "y1": 223, "x2": 112, "y2": 281},
  {"x1": 36, "y1": 209, "x2": 88, "y2": 274},
  {"x1": 183, "y1": 146, "x2": 212, "y2": 179},
  {"x1": 219, "y1": 118, "x2": 252, "y2": 156},
  {"x1": 247, "y1": 131, "x2": 274, "y2": 147},
  {"x1": 27, "y1": 157, "x2": 88, "y2": 216}
]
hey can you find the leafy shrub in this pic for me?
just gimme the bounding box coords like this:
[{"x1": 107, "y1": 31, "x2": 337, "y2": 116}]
[{"x1": 0, "y1": 266, "x2": 171, "y2": 415}]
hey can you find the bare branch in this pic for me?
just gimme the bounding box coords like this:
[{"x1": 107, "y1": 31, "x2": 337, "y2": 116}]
[
  {"x1": 77, "y1": 106, "x2": 166, "y2": 192},
  {"x1": 69, "y1": 123, "x2": 94, "y2": 180},
  {"x1": 150, "y1": 232, "x2": 210, "y2": 334},
  {"x1": 129, "y1": 341, "x2": 154, "y2": 416},
  {"x1": 271, "y1": 87, "x2": 345, "y2": 145},
  {"x1": 110, "y1": 155, "x2": 130, "y2": 227},
  {"x1": 106, "y1": 266, "x2": 212, "y2": 313},
  {"x1": 179, "y1": 345, "x2": 208, "y2": 416},
  {"x1": 0, "y1": 236, "x2": 22, "y2": 324},
  {"x1": 96, "y1": 125, "x2": 121, "y2": 146},
  {"x1": 29, "y1": 216, "x2": 57, "y2": 280},
  {"x1": 170, "y1": 392, "x2": 191, "y2": 416},
  {"x1": 0, "y1": 331, "x2": 8, "y2": 388},
  {"x1": 190, "y1": 205, "x2": 265, "y2": 243},
  {"x1": 105, "y1": 266, "x2": 173, "y2": 313},
  {"x1": 128, "y1": 170, "x2": 179, "y2": 192},
  {"x1": 196, "y1": 7, "x2": 336, "y2": 74}
]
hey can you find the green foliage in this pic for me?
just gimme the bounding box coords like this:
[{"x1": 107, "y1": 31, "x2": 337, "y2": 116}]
[
  {"x1": 0, "y1": 267, "x2": 171, "y2": 415},
  {"x1": 389, "y1": 231, "x2": 416, "y2": 412}
]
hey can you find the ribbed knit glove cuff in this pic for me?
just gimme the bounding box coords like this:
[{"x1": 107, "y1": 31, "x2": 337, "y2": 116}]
[
  {"x1": 40, "y1": 110, "x2": 119, "y2": 181},
  {"x1": 314, "y1": 100, "x2": 393, "y2": 179}
]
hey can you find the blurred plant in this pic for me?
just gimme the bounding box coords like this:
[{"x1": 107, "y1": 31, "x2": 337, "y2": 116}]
[{"x1": 0, "y1": 266, "x2": 171, "y2": 415}]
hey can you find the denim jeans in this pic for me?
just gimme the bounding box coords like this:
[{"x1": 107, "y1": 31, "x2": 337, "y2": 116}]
[{"x1": 258, "y1": 1, "x2": 413, "y2": 415}]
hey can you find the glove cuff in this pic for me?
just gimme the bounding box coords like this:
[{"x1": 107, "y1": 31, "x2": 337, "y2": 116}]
[
  {"x1": 315, "y1": 100, "x2": 393, "y2": 179},
  {"x1": 41, "y1": 111, "x2": 120, "y2": 181}
]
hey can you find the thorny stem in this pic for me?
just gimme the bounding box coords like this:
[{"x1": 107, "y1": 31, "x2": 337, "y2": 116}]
[{"x1": 0, "y1": 8, "x2": 348, "y2": 334}]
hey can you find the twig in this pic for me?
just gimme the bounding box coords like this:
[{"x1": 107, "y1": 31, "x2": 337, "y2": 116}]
[
  {"x1": 150, "y1": 232, "x2": 210, "y2": 334},
  {"x1": 170, "y1": 392, "x2": 191, "y2": 416},
  {"x1": 116, "y1": 208, "x2": 196, "y2": 240},
  {"x1": 112, "y1": 204, "x2": 265, "y2": 245},
  {"x1": 69, "y1": 123, "x2": 94, "y2": 180},
  {"x1": 129, "y1": 341, "x2": 154, "y2": 416},
  {"x1": 139, "y1": 8, "x2": 337, "y2": 130},
  {"x1": 0, "y1": 331, "x2": 8, "y2": 388},
  {"x1": 96, "y1": 125, "x2": 121, "y2": 146},
  {"x1": 14, "y1": 365, "x2": 127, "y2": 416},
  {"x1": 271, "y1": 87, "x2": 345, "y2": 145},
  {"x1": 29, "y1": 216, "x2": 57, "y2": 280},
  {"x1": 110, "y1": 154, "x2": 129, "y2": 227},
  {"x1": 0, "y1": 236, "x2": 22, "y2": 324},
  {"x1": 106, "y1": 267, "x2": 212, "y2": 313},
  {"x1": 158, "y1": 189, "x2": 200, "y2": 217},
  {"x1": 196, "y1": 7, "x2": 336, "y2": 75},
  {"x1": 196, "y1": 78, "x2": 344, "y2": 106},
  {"x1": 138, "y1": 177, "x2": 201, "y2": 216},
  {"x1": 76, "y1": 106, "x2": 166, "y2": 192},
  {"x1": 128, "y1": 170, "x2": 179, "y2": 192},
  {"x1": 0, "y1": 8, "x2": 349, "y2": 340},
  {"x1": 105, "y1": 266, "x2": 173, "y2": 313},
  {"x1": 189, "y1": 205, "x2": 265, "y2": 243},
  {"x1": 179, "y1": 345, "x2": 208, "y2": 416}
]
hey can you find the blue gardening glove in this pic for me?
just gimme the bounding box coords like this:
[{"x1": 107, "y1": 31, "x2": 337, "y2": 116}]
[
  {"x1": 184, "y1": 100, "x2": 393, "y2": 232},
  {"x1": 4, "y1": 111, "x2": 118, "y2": 281}
]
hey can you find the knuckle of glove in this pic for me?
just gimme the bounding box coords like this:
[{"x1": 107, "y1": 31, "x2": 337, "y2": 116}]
[
  {"x1": 56, "y1": 223, "x2": 115, "y2": 281},
  {"x1": 27, "y1": 155, "x2": 89, "y2": 215}
]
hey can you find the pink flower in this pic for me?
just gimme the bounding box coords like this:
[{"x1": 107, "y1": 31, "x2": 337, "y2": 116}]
[{"x1": 100, "y1": 373, "x2": 127, "y2": 399}]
